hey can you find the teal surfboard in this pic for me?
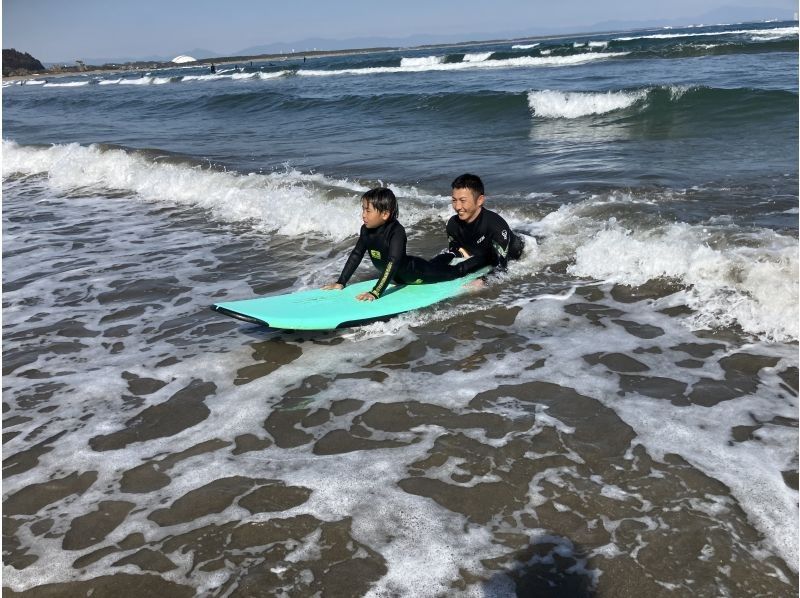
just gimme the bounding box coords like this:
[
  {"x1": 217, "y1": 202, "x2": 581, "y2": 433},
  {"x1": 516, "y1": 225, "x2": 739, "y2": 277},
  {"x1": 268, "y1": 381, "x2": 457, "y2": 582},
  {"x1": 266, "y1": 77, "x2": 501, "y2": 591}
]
[{"x1": 212, "y1": 267, "x2": 490, "y2": 330}]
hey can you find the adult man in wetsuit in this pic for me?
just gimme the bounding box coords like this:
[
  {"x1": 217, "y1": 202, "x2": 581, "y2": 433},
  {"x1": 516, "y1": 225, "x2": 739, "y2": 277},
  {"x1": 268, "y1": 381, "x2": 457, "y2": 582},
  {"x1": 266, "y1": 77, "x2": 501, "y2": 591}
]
[{"x1": 431, "y1": 173, "x2": 524, "y2": 276}]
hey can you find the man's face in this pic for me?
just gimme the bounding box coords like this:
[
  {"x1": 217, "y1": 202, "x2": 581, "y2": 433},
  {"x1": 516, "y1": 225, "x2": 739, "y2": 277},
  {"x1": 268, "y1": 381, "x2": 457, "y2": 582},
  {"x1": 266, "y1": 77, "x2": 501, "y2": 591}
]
[{"x1": 451, "y1": 187, "x2": 484, "y2": 223}]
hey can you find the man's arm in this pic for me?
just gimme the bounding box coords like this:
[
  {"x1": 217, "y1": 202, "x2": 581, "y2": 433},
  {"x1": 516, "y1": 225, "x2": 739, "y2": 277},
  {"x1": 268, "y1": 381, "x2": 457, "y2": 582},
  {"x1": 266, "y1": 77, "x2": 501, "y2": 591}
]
[
  {"x1": 430, "y1": 218, "x2": 462, "y2": 265},
  {"x1": 454, "y1": 218, "x2": 515, "y2": 276},
  {"x1": 490, "y1": 221, "x2": 515, "y2": 271}
]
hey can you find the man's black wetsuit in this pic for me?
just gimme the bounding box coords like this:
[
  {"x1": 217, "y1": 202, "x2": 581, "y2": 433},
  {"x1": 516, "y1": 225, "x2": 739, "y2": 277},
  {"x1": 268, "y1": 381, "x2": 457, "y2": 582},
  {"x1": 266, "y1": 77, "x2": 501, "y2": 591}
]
[
  {"x1": 336, "y1": 219, "x2": 460, "y2": 298},
  {"x1": 431, "y1": 208, "x2": 524, "y2": 276}
]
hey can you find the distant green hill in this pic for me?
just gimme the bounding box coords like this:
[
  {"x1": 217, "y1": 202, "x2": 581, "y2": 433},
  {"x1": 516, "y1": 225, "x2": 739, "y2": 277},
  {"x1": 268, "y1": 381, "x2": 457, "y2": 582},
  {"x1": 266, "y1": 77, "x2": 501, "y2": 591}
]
[{"x1": 3, "y1": 49, "x2": 46, "y2": 77}]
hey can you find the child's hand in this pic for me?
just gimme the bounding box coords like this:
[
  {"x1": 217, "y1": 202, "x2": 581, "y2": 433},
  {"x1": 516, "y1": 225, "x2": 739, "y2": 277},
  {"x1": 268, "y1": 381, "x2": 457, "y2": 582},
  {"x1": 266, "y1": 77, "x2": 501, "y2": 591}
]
[
  {"x1": 458, "y1": 247, "x2": 472, "y2": 258},
  {"x1": 322, "y1": 283, "x2": 344, "y2": 290},
  {"x1": 356, "y1": 292, "x2": 376, "y2": 301}
]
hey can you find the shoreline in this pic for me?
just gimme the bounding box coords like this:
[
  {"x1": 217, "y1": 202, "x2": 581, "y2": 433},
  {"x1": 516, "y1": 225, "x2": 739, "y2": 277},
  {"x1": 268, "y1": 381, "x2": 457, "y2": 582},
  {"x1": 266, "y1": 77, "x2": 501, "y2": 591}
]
[
  {"x1": 2, "y1": 47, "x2": 394, "y2": 82},
  {"x1": 1, "y1": 26, "x2": 647, "y2": 82},
  {"x1": 4, "y1": 18, "x2": 795, "y2": 83}
]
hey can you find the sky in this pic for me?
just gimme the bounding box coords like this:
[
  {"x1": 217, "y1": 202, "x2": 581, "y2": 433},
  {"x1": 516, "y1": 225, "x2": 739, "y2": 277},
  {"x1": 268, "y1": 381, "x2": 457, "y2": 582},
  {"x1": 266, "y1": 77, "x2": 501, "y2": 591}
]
[{"x1": 3, "y1": 0, "x2": 796, "y2": 63}]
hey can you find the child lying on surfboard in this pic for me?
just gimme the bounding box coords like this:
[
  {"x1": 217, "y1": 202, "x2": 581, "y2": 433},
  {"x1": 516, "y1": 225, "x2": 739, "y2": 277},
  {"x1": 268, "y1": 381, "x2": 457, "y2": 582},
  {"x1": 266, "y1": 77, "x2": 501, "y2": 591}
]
[{"x1": 322, "y1": 187, "x2": 462, "y2": 301}]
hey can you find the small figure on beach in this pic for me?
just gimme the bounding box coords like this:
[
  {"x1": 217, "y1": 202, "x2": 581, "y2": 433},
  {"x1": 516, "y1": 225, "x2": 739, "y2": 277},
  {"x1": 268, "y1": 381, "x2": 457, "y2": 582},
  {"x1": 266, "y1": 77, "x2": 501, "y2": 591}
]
[
  {"x1": 429, "y1": 173, "x2": 524, "y2": 277},
  {"x1": 323, "y1": 187, "x2": 461, "y2": 301}
]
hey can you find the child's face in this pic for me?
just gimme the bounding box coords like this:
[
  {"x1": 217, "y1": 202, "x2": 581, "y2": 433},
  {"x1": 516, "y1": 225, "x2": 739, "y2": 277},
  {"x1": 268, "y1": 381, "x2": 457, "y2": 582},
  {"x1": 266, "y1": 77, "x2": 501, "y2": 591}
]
[{"x1": 361, "y1": 199, "x2": 390, "y2": 229}]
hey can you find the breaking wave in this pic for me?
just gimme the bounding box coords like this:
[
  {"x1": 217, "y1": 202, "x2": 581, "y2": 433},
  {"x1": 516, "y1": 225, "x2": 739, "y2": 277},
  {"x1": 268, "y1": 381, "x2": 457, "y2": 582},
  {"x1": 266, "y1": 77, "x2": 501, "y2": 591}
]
[{"x1": 3, "y1": 140, "x2": 796, "y2": 342}]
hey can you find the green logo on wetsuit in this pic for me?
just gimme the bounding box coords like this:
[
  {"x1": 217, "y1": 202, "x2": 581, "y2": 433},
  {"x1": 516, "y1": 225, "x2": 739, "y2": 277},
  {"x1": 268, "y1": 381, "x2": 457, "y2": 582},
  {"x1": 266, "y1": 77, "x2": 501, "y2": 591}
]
[{"x1": 370, "y1": 250, "x2": 382, "y2": 259}]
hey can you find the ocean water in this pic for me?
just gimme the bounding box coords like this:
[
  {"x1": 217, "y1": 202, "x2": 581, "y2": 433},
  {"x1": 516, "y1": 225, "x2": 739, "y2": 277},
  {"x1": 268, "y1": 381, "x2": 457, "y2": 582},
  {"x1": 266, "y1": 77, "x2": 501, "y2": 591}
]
[{"x1": 2, "y1": 20, "x2": 798, "y2": 597}]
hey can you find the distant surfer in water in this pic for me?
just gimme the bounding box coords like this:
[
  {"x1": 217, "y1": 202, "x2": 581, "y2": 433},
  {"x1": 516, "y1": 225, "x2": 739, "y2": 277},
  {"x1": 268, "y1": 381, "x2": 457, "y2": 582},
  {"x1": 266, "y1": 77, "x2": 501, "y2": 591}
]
[
  {"x1": 430, "y1": 173, "x2": 524, "y2": 276},
  {"x1": 323, "y1": 187, "x2": 462, "y2": 301}
]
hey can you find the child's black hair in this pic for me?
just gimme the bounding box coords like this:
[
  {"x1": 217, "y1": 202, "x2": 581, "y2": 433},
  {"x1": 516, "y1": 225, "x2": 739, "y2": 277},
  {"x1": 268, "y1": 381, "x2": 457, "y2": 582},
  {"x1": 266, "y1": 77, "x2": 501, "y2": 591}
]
[
  {"x1": 362, "y1": 187, "x2": 398, "y2": 220},
  {"x1": 451, "y1": 173, "x2": 484, "y2": 197}
]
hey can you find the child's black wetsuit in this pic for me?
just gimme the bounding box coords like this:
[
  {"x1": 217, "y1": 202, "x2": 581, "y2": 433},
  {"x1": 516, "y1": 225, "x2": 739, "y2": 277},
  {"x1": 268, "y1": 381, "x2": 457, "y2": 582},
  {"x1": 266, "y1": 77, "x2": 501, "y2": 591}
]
[
  {"x1": 430, "y1": 208, "x2": 524, "y2": 276},
  {"x1": 336, "y1": 219, "x2": 460, "y2": 298}
]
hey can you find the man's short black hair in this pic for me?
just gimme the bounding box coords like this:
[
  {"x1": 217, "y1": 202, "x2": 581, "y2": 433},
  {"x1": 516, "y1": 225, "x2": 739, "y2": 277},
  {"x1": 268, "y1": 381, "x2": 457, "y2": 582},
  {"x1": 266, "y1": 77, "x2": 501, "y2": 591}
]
[
  {"x1": 362, "y1": 187, "x2": 398, "y2": 219},
  {"x1": 451, "y1": 173, "x2": 484, "y2": 197}
]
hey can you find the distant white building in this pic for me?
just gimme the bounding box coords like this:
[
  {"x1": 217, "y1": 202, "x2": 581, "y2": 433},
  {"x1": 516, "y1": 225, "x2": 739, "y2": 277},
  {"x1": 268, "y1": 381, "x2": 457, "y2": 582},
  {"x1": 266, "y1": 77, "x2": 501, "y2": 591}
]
[{"x1": 171, "y1": 55, "x2": 197, "y2": 64}]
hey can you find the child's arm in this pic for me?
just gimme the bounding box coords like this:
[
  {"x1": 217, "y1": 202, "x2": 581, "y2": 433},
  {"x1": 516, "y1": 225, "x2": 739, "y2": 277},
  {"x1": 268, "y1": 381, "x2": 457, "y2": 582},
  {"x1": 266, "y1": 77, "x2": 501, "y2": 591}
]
[
  {"x1": 358, "y1": 225, "x2": 406, "y2": 301},
  {"x1": 323, "y1": 232, "x2": 366, "y2": 290},
  {"x1": 357, "y1": 258, "x2": 400, "y2": 300}
]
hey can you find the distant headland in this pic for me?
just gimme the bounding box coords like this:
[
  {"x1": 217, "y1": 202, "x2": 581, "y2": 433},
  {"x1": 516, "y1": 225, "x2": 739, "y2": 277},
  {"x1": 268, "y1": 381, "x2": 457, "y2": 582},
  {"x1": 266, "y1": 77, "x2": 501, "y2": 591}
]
[{"x1": 3, "y1": 49, "x2": 46, "y2": 76}]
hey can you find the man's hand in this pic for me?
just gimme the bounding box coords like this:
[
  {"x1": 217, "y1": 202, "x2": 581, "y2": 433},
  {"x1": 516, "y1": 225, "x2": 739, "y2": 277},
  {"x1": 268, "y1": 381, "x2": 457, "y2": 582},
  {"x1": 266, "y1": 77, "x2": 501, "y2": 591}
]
[{"x1": 356, "y1": 292, "x2": 377, "y2": 301}]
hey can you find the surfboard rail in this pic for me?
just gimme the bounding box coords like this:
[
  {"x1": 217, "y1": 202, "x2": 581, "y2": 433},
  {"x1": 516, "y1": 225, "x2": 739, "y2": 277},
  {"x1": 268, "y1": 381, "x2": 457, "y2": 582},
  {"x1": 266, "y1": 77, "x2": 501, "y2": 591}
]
[{"x1": 210, "y1": 305, "x2": 270, "y2": 327}]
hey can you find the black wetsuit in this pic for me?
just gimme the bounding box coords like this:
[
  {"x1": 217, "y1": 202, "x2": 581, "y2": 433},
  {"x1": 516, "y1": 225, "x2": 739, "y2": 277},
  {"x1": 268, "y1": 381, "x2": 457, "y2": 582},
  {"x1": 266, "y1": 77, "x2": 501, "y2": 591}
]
[
  {"x1": 336, "y1": 219, "x2": 460, "y2": 298},
  {"x1": 431, "y1": 208, "x2": 524, "y2": 276}
]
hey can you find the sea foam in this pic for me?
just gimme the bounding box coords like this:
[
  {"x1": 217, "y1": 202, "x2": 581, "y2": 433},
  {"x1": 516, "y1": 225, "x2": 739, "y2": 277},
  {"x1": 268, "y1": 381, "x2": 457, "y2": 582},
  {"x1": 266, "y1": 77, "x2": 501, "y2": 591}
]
[
  {"x1": 400, "y1": 56, "x2": 446, "y2": 67},
  {"x1": 44, "y1": 81, "x2": 89, "y2": 87},
  {"x1": 615, "y1": 25, "x2": 798, "y2": 41},
  {"x1": 527, "y1": 89, "x2": 647, "y2": 118},
  {"x1": 463, "y1": 52, "x2": 493, "y2": 62},
  {"x1": 0, "y1": 141, "x2": 442, "y2": 243},
  {"x1": 299, "y1": 52, "x2": 628, "y2": 77},
  {"x1": 566, "y1": 220, "x2": 799, "y2": 342}
]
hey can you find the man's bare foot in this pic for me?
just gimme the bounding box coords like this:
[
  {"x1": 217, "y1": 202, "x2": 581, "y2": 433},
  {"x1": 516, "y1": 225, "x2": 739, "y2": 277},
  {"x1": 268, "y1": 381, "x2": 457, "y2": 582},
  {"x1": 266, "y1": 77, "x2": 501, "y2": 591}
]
[{"x1": 464, "y1": 278, "x2": 486, "y2": 291}]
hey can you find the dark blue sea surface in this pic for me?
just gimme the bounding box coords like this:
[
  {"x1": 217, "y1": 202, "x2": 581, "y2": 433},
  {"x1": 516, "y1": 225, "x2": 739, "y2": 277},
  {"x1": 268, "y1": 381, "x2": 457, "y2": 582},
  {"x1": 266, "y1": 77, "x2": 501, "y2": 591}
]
[
  {"x1": 2, "y1": 20, "x2": 798, "y2": 597},
  {"x1": 4, "y1": 21, "x2": 798, "y2": 204}
]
